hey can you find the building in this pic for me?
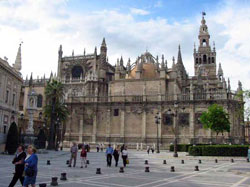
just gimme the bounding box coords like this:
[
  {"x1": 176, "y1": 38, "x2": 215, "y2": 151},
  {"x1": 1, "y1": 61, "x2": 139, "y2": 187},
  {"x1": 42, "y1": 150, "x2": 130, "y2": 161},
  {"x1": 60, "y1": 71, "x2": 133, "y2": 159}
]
[
  {"x1": 57, "y1": 14, "x2": 244, "y2": 148},
  {"x1": 0, "y1": 44, "x2": 23, "y2": 151}
]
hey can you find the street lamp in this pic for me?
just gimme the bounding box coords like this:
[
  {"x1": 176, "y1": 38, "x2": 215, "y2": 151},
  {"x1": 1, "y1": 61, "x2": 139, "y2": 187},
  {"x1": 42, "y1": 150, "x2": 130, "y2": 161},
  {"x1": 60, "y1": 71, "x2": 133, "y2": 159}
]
[
  {"x1": 167, "y1": 102, "x2": 185, "y2": 158},
  {"x1": 155, "y1": 112, "x2": 161, "y2": 153}
]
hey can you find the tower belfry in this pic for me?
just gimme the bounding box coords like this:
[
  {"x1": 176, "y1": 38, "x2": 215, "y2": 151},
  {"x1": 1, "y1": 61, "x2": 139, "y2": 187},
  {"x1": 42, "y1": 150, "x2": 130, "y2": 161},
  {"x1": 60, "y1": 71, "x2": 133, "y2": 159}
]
[{"x1": 194, "y1": 12, "x2": 216, "y2": 77}]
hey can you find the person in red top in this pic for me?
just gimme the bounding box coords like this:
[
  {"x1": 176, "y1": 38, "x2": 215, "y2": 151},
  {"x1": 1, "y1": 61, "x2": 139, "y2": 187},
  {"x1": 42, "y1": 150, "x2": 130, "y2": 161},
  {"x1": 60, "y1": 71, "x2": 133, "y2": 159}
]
[{"x1": 80, "y1": 146, "x2": 87, "y2": 168}]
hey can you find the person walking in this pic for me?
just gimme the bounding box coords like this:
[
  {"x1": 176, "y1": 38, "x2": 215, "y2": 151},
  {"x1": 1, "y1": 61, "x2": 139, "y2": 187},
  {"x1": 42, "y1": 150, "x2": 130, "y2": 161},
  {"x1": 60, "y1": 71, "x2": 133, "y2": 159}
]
[
  {"x1": 113, "y1": 146, "x2": 120, "y2": 167},
  {"x1": 106, "y1": 144, "x2": 113, "y2": 167},
  {"x1": 96, "y1": 144, "x2": 100, "y2": 152},
  {"x1": 80, "y1": 146, "x2": 87, "y2": 168},
  {"x1": 23, "y1": 145, "x2": 38, "y2": 187},
  {"x1": 147, "y1": 146, "x2": 150, "y2": 155},
  {"x1": 151, "y1": 146, "x2": 155, "y2": 154},
  {"x1": 100, "y1": 143, "x2": 104, "y2": 152},
  {"x1": 69, "y1": 142, "x2": 78, "y2": 167},
  {"x1": 8, "y1": 145, "x2": 26, "y2": 187},
  {"x1": 122, "y1": 146, "x2": 128, "y2": 167}
]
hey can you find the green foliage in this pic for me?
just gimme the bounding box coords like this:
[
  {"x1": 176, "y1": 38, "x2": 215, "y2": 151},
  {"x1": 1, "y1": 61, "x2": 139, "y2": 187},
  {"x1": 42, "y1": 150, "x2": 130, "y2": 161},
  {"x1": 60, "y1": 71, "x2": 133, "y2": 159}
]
[
  {"x1": 169, "y1": 144, "x2": 193, "y2": 152},
  {"x1": 5, "y1": 122, "x2": 19, "y2": 155},
  {"x1": 44, "y1": 79, "x2": 69, "y2": 123},
  {"x1": 200, "y1": 104, "x2": 230, "y2": 135},
  {"x1": 188, "y1": 145, "x2": 249, "y2": 156}
]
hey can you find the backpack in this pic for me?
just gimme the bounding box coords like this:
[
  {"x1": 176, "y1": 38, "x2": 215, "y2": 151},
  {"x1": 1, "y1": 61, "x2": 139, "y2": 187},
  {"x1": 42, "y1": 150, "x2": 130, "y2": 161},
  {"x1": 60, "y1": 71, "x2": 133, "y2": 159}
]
[{"x1": 81, "y1": 149, "x2": 87, "y2": 157}]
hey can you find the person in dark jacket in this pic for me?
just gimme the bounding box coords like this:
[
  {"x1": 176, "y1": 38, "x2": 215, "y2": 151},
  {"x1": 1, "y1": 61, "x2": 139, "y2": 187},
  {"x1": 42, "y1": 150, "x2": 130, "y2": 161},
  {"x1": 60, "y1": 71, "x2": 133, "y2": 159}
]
[
  {"x1": 8, "y1": 145, "x2": 26, "y2": 187},
  {"x1": 113, "y1": 146, "x2": 120, "y2": 167},
  {"x1": 23, "y1": 145, "x2": 38, "y2": 187}
]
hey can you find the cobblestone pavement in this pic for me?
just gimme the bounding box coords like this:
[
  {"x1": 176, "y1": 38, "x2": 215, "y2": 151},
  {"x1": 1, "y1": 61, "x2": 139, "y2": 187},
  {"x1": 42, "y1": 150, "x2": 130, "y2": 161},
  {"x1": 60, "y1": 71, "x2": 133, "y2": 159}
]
[{"x1": 1, "y1": 150, "x2": 250, "y2": 187}]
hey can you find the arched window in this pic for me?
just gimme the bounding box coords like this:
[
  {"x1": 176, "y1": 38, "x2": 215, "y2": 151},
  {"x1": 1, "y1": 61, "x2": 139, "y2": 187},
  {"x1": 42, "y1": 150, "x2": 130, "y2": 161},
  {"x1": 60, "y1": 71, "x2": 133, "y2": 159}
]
[
  {"x1": 37, "y1": 94, "x2": 43, "y2": 108},
  {"x1": 202, "y1": 39, "x2": 206, "y2": 46},
  {"x1": 208, "y1": 57, "x2": 210, "y2": 64},
  {"x1": 212, "y1": 57, "x2": 215, "y2": 63},
  {"x1": 72, "y1": 66, "x2": 83, "y2": 79},
  {"x1": 203, "y1": 55, "x2": 207, "y2": 64},
  {"x1": 196, "y1": 58, "x2": 198, "y2": 64}
]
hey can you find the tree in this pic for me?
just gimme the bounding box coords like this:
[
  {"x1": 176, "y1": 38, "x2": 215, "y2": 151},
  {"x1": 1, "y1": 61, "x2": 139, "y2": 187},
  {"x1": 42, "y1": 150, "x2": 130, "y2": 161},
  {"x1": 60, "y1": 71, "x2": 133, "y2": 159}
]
[
  {"x1": 200, "y1": 104, "x2": 230, "y2": 137},
  {"x1": 44, "y1": 79, "x2": 69, "y2": 150},
  {"x1": 5, "y1": 122, "x2": 19, "y2": 154}
]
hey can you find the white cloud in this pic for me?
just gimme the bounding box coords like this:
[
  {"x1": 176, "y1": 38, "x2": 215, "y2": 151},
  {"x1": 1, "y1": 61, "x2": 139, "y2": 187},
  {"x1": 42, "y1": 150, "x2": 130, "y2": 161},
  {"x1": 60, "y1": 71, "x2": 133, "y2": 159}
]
[
  {"x1": 0, "y1": 0, "x2": 249, "y2": 91},
  {"x1": 130, "y1": 8, "x2": 150, "y2": 15}
]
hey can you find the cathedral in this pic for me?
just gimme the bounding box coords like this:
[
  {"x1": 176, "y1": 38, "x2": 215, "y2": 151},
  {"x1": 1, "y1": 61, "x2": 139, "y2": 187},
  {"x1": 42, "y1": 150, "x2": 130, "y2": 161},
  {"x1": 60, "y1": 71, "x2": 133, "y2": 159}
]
[{"x1": 58, "y1": 14, "x2": 244, "y2": 148}]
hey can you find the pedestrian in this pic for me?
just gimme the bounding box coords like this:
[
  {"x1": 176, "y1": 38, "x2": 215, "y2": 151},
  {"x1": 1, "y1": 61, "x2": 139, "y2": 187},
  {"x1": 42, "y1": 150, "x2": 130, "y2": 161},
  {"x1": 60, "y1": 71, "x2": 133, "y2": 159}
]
[
  {"x1": 151, "y1": 146, "x2": 155, "y2": 154},
  {"x1": 80, "y1": 146, "x2": 87, "y2": 168},
  {"x1": 147, "y1": 146, "x2": 150, "y2": 155},
  {"x1": 106, "y1": 144, "x2": 113, "y2": 167},
  {"x1": 96, "y1": 144, "x2": 100, "y2": 152},
  {"x1": 68, "y1": 142, "x2": 78, "y2": 167},
  {"x1": 120, "y1": 144, "x2": 125, "y2": 153},
  {"x1": 23, "y1": 145, "x2": 38, "y2": 187},
  {"x1": 8, "y1": 145, "x2": 26, "y2": 187},
  {"x1": 122, "y1": 146, "x2": 128, "y2": 167},
  {"x1": 113, "y1": 146, "x2": 120, "y2": 167},
  {"x1": 100, "y1": 143, "x2": 104, "y2": 152}
]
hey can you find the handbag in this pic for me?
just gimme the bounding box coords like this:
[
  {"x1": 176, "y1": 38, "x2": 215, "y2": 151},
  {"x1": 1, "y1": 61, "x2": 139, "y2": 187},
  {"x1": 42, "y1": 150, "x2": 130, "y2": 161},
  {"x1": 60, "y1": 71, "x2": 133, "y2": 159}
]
[
  {"x1": 126, "y1": 158, "x2": 129, "y2": 164},
  {"x1": 25, "y1": 167, "x2": 35, "y2": 177}
]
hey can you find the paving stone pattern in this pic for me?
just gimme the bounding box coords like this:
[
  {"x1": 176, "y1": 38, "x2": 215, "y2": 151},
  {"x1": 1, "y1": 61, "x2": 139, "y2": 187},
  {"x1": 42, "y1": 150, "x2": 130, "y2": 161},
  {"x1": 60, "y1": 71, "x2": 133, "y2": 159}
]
[{"x1": 1, "y1": 150, "x2": 250, "y2": 187}]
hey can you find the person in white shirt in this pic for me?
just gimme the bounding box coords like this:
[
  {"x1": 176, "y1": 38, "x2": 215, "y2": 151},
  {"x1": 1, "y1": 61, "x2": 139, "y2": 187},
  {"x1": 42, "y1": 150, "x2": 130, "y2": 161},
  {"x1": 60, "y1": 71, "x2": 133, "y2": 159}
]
[{"x1": 121, "y1": 146, "x2": 128, "y2": 167}]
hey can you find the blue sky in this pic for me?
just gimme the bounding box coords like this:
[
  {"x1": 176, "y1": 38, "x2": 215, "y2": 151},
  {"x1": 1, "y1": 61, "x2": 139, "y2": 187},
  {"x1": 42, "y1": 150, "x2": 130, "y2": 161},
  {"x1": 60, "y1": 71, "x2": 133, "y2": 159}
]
[{"x1": 0, "y1": 0, "x2": 249, "y2": 90}]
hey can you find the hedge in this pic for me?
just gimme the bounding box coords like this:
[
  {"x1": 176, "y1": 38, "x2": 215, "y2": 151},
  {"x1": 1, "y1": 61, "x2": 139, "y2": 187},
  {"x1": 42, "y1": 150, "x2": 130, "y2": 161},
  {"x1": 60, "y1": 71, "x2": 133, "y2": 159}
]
[
  {"x1": 169, "y1": 144, "x2": 209, "y2": 152},
  {"x1": 188, "y1": 145, "x2": 249, "y2": 157}
]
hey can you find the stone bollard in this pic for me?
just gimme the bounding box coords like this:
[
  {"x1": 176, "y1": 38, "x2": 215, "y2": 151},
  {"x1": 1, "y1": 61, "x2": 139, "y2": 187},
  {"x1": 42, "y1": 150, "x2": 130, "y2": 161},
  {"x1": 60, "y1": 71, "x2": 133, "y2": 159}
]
[
  {"x1": 194, "y1": 166, "x2": 199, "y2": 171},
  {"x1": 215, "y1": 159, "x2": 218, "y2": 163},
  {"x1": 199, "y1": 160, "x2": 202, "y2": 164},
  {"x1": 66, "y1": 160, "x2": 69, "y2": 165},
  {"x1": 39, "y1": 183, "x2": 47, "y2": 187},
  {"x1": 60, "y1": 173, "x2": 67, "y2": 180},
  {"x1": 145, "y1": 160, "x2": 148, "y2": 165},
  {"x1": 163, "y1": 160, "x2": 167, "y2": 165},
  {"x1": 96, "y1": 168, "x2": 101, "y2": 174},
  {"x1": 247, "y1": 158, "x2": 249, "y2": 162},
  {"x1": 86, "y1": 160, "x2": 90, "y2": 164},
  {"x1": 119, "y1": 167, "x2": 124, "y2": 173},
  {"x1": 50, "y1": 177, "x2": 58, "y2": 186},
  {"x1": 181, "y1": 160, "x2": 184, "y2": 164},
  {"x1": 231, "y1": 159, "x2": 234, "y2": 163},
  {"x1": 171, "y1": 166, "x2": 175, "y2": 172},
  {"x1": 47, "y1": 160, "x2": 51, "y2": 165},
  {"x1": 145, "y1": 166, "x2": 150, "y2": 172}
]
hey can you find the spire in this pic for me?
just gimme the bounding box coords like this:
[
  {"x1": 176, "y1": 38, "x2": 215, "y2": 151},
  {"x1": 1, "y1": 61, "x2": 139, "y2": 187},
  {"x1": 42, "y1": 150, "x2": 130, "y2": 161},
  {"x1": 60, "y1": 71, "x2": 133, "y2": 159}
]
[
  {"x1": 101, "y1": 37, "x2": 106, "y2": 47},
  {"x1": 58, "y1": 44, "x2": 63, "y2": 58},
  {"x1": 29, "y1": 73, "x2": 33, "y2": 87},
  {"x1": 177, "y1": 44, "x2": 183, "y2": 64},
  {"x1": 94, "y1": 46, "x2": 97, "y2": 55},
  {"x1": 13, "y1": 42, "x2": 22, "y2": 71},
  {"x1": 127, "y1": 58, "x2": 131, "y2": 72},
  {"x1": 165, "y1": 60, "x2": 168, "y2": 70},
  {"x1": 115, "y1": 58, "x2": 120, "y2": 71},
  {"x1": 156, "y1": 55, "x2": 159, "y2": 70},
  {"x1": 238, "y1": 80, "x2": 242, "y2": 91},
  {"x1": 194, "y1": 42, "x2": 196, "y2": 53},
  {"x1": 227, "y1": 78, "x2": 231, "y2": 92},
  {"x1": 120, "y1": 56, "x2": 123, "y2": 66},
  {"x1": 218, "y1": 62, "x2": 223, "y2": 79},
  {"x1": 84, "y1": 48, "x2": 86, "y2": 56},
  {"x1": 72, "y1": 50, "x2": 74, "y2": 56},
  {"x1": 172, "y1": 56, "x2": 175, "y2": 69},
  {"x1": 161, "y1": 54, "x2": 165, "y2": 70}
]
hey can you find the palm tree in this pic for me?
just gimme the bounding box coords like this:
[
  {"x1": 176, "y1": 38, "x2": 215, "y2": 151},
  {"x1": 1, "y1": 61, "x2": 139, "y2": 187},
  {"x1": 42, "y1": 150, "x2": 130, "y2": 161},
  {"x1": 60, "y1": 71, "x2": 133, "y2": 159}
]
[{"x1": 44, "y1": 79, "x2": 68, "y2": 150}]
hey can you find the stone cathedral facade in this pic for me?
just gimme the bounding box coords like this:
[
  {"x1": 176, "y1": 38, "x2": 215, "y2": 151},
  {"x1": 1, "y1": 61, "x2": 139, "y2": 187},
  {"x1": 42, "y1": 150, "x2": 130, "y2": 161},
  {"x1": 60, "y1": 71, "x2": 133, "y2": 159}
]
[{"x1": 58, "y1": 15, "x2": 244, "y2": 148}]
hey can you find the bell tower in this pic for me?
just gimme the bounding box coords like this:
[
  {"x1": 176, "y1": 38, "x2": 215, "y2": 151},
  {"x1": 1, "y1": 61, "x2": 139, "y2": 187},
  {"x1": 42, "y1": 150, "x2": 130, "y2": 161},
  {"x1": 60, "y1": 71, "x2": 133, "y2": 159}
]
[{"x1": 194, "y1": 12, "x2": 216, "y2": 77}]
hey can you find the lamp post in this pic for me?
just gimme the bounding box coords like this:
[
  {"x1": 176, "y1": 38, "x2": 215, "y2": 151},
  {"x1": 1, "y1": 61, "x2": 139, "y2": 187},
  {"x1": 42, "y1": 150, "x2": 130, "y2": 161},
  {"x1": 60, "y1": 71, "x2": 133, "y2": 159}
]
[
  {"x1": 155, "y1": 112, "x2": 161, "y2": 153},
  {"x1": 168, "y1": 102, "x2": 185, "y2": 158}
]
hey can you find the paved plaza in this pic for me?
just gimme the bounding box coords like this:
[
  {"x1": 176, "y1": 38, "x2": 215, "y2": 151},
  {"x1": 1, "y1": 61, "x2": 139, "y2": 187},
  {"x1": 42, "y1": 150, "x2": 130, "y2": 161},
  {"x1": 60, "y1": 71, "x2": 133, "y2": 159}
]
[{"x1": 1, "y1": 150, "x2": 250, "y2": 187}]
